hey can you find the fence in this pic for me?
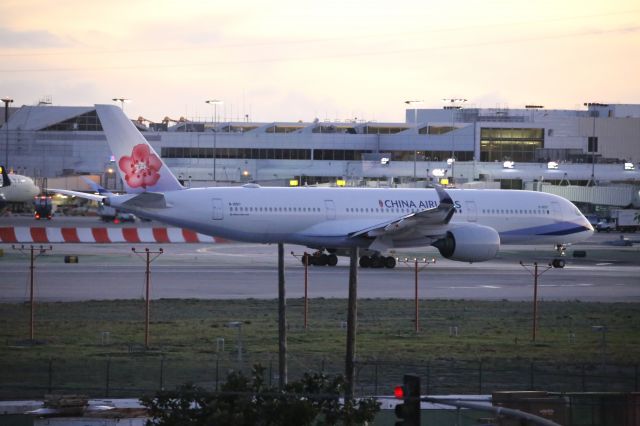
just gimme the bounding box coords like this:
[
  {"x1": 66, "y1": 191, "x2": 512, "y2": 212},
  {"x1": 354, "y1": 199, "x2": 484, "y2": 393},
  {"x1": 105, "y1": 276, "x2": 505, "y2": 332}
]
[{"x1": 1, "y1": 355, "x2": 637, "y2": 400}]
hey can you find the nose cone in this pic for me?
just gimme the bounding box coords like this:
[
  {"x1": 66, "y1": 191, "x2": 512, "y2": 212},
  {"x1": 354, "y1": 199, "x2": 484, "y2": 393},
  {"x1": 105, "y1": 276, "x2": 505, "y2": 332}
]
[{"x1": 581, "y1": 215, "x2": 595, "y2": 239}]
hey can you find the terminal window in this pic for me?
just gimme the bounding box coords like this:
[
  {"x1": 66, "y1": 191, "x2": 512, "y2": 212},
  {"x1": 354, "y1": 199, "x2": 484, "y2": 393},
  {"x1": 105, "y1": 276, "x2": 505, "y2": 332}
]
[{"x1": 480, "y1": 128, "x2": 544, "y2": 162}]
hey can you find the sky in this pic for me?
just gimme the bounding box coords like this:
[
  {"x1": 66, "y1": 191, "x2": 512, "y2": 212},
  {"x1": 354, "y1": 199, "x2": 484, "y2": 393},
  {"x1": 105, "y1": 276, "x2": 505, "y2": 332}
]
[{"x1": 0, "y1": 0, "x2": 639, "y2": 123}]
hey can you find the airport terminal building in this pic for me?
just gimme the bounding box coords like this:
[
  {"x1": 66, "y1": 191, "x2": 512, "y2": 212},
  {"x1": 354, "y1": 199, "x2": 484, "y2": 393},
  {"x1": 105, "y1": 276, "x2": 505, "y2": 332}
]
[{"x1": 2, "y1": 102, "x2": 639, "y2": 211}]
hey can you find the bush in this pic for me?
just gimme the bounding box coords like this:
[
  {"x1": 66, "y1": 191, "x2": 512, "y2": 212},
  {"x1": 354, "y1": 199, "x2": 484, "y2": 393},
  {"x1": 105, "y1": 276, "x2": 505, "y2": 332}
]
[{"x1": 141, "y1": 364, "x2": 380, "y2": 425}]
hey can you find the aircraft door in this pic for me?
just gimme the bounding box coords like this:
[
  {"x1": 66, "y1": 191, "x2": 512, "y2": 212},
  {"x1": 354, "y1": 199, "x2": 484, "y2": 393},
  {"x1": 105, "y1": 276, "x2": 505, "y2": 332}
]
[
  {"x1": 212, "y1": 198, "x2": 224, "y2": 220},
  {"x1": 325, "y1": 200, "x2": 336, "y2": 220},
  {"x1": 465, "y1": 201, "x2": 477, "y2": 222},
  {"x1": 550, "y1": 201, "x2": 561, "y2": 220}
]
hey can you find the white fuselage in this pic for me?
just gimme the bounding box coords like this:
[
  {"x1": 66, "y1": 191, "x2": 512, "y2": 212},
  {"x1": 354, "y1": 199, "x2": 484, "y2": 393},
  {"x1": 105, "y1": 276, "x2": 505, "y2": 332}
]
[
  {"x1": 112, "y1": 186, "x2": 593, "y2": 250},
  {"x1": 0, "y1": 174, "x2": 39, "y2": 202}
]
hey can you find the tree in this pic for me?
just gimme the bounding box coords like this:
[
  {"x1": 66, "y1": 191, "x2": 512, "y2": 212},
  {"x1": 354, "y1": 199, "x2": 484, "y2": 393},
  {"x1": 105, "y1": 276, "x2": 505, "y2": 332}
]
[{"x1": 141, "y1": 364, "x2": 380, "y2": 425}]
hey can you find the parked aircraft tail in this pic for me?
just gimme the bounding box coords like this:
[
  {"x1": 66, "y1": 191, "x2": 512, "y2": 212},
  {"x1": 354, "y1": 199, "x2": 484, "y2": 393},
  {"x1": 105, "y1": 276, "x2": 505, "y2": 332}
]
[
  {"x1": 0, "y1": 166, "x2": 10, "y2": 187},
  {"x1": 95, "y1": 104, "x2": 183, "y2": 193}
]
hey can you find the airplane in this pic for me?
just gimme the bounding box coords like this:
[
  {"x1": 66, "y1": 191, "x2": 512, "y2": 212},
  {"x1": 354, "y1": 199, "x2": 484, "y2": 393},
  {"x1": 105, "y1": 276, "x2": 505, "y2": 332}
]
[
  {"x1": 49, "y1": 104, "x2": 594, "y2": 269},
  {"x1": 0, "y1": 166, "x2": 40, "y2": 209}
]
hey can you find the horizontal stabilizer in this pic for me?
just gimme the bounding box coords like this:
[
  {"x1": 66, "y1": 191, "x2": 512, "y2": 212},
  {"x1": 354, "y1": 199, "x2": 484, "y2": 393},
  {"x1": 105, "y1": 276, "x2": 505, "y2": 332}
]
[{"x1": 121, "y1": 192, "x2": 168, "y2": 209}]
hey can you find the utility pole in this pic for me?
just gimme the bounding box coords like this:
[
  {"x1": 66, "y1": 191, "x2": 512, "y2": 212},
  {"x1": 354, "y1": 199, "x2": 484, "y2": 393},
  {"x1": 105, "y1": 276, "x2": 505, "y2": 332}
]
[
  {"x1": 278, "y1": 243, "x2": 287, "y2": 388},
  {"x1": 12, "y1": 245, "x2": 52, "y2": 341},
  {"x1": 345, "y1": 247, "x2": 358, "y2": 401},
  {"x1": 400, "y1": 257, "x2": 436, "y2": 333},
  {"x1": 520, "y1": 261, "x2": 552, "y2": 342},
  {"x1": 132, "y1": 247, "x2": 163, "y2": 348},
  {"x1": 291, "y1": 251, "x2": 311, "y2": 329}
]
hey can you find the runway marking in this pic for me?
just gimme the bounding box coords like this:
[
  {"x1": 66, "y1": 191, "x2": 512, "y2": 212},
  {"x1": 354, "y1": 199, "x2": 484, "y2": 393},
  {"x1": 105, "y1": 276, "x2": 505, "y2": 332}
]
[
  {"x1": 540, "y1": 283, "x2": 594, "y2": 287},
  {"x1": 595, "y1": 262, "x2": 613, "y2": 266},
  {"x1": 435, "y1": 286, "x2": 499, "y2": 289}
]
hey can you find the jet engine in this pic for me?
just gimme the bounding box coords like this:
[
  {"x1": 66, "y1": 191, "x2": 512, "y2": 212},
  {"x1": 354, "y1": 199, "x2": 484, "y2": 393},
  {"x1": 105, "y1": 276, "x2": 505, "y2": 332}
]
[{"x1": 432, "y1": 224, "x2": 500, "y2": 262}]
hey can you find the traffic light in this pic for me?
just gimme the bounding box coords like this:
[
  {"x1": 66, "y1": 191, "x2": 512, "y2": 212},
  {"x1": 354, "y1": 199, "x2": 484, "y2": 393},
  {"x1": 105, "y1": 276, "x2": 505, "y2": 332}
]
[{"x1": 394, "y1": 374, "x2": 421, "y2": 426}]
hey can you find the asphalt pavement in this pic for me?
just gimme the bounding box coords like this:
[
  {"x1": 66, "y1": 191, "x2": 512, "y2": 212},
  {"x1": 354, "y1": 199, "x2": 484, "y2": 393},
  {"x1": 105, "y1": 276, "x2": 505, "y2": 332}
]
[{"x1": 1, "y1": 215, "x2": 639, "y2": 302}]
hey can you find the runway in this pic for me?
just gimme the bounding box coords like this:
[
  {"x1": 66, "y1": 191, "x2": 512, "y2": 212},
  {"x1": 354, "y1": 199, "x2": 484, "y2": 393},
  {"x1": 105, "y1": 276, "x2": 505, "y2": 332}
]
[{"x1": 1, "y1": 228, "x2": 639, "y2": 302}]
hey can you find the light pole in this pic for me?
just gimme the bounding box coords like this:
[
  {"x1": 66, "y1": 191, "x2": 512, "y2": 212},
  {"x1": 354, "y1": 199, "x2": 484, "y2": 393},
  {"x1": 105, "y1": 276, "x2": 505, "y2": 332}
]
[
  {"x1": 132, "y1": 247, "x2": 164, "y2": 349},
  {"x1": 442, "y1": 98, "x2": 467, "y2": 185},
  {"x1": 2, "y1": 97, "x2": 13, "y2": 166},
  {"x1": 400, "y1": 257, "x2": 436, "y2": 333},
  {"x1": 112, "y1": 97, "x2": 130, "y2": 112},
  {"x1": 404, "y1": 100, "x2": 423, "y2": 181},
  {"x1": 206, "y1": 99, "x2": 223, "y2": 183},
  {"x1": 583, "y1": 102, "x2": 607, "y2": 187},
  {"x1": 519, "y1": 261, "x2": 553, "y2": 342}
]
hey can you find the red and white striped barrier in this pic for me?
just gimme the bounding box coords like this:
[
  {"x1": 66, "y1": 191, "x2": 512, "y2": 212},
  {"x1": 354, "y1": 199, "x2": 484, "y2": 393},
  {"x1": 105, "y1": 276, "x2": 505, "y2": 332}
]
[{"x1": 0, "y1": 227, "x2": 228, "y2": 244}]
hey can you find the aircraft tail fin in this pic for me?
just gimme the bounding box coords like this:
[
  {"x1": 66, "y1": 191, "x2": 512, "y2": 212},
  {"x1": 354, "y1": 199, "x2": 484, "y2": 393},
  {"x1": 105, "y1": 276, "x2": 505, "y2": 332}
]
[{"x1": 95, "y1": 104, "x2": 183, "y2": 193}]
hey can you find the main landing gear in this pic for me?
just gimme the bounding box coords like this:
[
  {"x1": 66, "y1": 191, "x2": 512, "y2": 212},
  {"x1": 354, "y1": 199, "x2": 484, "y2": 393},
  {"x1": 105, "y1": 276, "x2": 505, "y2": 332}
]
[
  {"x1": 302, "y1": 251, "x2": 339, "y2": 267},
  {"x1": 359, "y1": 255, "x2": 396, "y2": 269}
]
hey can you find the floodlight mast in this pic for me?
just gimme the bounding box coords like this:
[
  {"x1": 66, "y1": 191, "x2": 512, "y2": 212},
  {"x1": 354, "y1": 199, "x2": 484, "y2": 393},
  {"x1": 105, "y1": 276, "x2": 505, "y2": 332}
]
[
  {"x1": 2, "y1": 97, "x2": 13, "y2": 166},
  {"x1": 404, "y1": 100, "x2": 424, "y2": 180},
  {"x1": 205, "y1": 99, "x2": 223, "y2": 182},
  {"x1": 112, "y1": 97, "x2": 130, "y2": 112},
  {"x1": 442, "y1": 98, "x2": 467, "y2": 185}
]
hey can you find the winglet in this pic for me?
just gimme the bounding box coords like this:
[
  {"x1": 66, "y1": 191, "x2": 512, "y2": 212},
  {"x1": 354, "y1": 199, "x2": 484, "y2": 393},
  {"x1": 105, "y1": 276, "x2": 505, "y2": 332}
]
[
  {"x1": 81, "y1": 176, "x2": 112, "y2": 195},
  {"x1": 434, "y1": 185, "x2": 455, "y2": 224}
]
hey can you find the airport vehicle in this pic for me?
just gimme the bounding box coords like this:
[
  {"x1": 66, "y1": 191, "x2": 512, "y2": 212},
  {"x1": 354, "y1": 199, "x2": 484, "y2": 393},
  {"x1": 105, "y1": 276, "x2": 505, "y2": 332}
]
[
  {"x1": 114, "y1": 212, "x2": 136, "y2": 223},
  {"x1": 595, "y1": 220, "x2": 615, "y2": 232},
  {"x1": 49, "y1": 105, "x2": 594, "y2": 268},
  {"x1": 612, "y1": 209, "x2": 640, "y2": 233},
  {"x1": 33, "y1": 195, "x2": 53, "y2": 220},
  {"x1": 0, "y1": 166, "x2": 40, "y2": 210},
  {"x1": 96, "y1": 204, "x2": 136, "y2": 223},
  {"x1": 86, "y1": 178, "x2": 137, "y2": 223},
  {"x1": 97, "y1": 204, "x2": 118, "y2": 222}
]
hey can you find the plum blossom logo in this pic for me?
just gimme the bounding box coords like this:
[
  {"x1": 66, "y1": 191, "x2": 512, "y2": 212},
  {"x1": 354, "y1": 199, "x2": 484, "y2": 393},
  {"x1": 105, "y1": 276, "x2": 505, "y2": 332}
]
[{"x1": 118, "y1": 144, "x2": 162, "y2": 189}]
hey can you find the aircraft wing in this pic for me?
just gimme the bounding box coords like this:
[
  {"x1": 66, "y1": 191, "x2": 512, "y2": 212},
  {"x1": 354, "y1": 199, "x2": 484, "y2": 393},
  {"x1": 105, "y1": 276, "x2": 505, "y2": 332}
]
[
  {"x1": 47, "y1": 188, "x2": 106, "y2": 202},
  {"x1": 349, "y1": 186, "x2": 455, "y2": 239}
]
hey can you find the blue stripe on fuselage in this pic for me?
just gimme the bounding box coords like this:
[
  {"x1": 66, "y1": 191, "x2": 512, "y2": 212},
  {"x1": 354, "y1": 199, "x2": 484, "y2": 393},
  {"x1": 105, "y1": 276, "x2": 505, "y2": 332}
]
[{"x1": 501, "y1": 222, "x2": 591, "y2": 237}]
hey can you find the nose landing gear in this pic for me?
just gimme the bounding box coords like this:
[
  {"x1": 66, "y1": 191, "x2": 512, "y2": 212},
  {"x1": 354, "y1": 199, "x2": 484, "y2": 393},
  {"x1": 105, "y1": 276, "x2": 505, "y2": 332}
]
[{"x1": 551, "y1": 244, "x2": 567, "y2": 268}]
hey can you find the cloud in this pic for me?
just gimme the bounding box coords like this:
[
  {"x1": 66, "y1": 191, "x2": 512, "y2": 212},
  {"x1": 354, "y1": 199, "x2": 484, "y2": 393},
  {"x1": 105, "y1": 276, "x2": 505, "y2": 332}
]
[{"x1": 0, "y1": 27, "x2": 68, "y2": 48}]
